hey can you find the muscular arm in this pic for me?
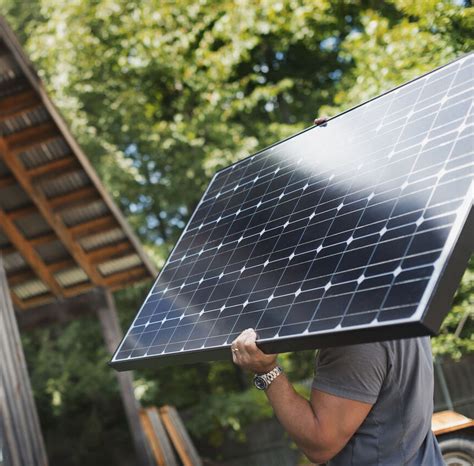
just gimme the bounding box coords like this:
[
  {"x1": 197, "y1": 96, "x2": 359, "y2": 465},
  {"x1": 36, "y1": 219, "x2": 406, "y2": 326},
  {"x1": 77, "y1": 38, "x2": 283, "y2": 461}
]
[
  {"x1": 266, "y1": 374, "x2": 371, "y2": 463},
  {"x1": 232, "y1": 329, "x2": 373, "y2": 464}
]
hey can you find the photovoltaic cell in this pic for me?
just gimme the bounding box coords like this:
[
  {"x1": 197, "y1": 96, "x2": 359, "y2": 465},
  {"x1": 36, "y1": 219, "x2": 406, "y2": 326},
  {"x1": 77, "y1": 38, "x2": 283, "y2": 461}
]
[{"x1": 111, "y1": 54, "x2": 473, "y2": 370}]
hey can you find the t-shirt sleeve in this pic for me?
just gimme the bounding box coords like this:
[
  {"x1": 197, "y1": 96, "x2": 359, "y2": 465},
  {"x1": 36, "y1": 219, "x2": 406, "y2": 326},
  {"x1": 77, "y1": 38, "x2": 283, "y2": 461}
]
[{"x1": 312, "y1": 343, "x2": 388, "y2": 404}]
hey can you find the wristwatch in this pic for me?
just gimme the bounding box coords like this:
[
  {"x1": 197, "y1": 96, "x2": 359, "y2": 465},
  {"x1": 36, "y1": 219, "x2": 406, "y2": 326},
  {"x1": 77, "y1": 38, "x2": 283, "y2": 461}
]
[{"x1": 253, "y1": 366, "x2": 283, "y2": 390}]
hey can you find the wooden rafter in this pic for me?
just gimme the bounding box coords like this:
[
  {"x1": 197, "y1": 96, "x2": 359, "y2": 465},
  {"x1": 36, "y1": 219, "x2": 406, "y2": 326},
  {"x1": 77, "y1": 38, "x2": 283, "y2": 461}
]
[
  {"x1": 0, "y1": 89, "x2": 39, "y2": 112},
  {"x1": 6, "y1": 269, "x2": 35, "y2": 286},
  {"x1": 29, "y1": 232, "x2": 57, "y2": 246},
  {"x1": 13, "y1": 293, "x2": 55, "y2": 310},
  {"x1": 26, "y1": 156, "x2": 77, "y2": 179},
  {"x1": 62, "y1": 281, "x2": 94, "y2": 298},
  {"x1": 0, "y1": 244, "x2": 16, "y2": 255},
  {"x1": 69, "y1": 216, "x2": 118, "y2": 238},
  {"x1": 4, "y1": 121, "x2": 57, "y2": 150},
  {"x1": 49, "y1": 186, "x2": 99, "y2": 210},
  {"x1": 88, "y1": 240, "x2": 132, "y2": 265},
  {"x1": 47, "y1": 258, "x2": 76, "y2": 272},
  {"x1": 0, "y1": 174, "x2": 15, "y2": 189},
  {"x1": 6, "y1": 204, "x2": 36, "y2": 220},
  {"x1": 0, "y1": 89, "x2": 42, "y2": 123},
  {"x1": 105, "y1": 266, "x2": 149, "y2": 289},
  {"x1": 0, "y1": 207, "x2": 62, "y2": 296},
  {"x1": 0, "y1": 137, "x2": 106, "y2": 286}
]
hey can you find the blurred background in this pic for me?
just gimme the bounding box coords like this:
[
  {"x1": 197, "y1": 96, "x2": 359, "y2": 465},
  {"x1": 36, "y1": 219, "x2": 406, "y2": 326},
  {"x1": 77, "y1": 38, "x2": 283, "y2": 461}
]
[{"x1": 1, "y1": 1, "x2": 473, "y2": 465}]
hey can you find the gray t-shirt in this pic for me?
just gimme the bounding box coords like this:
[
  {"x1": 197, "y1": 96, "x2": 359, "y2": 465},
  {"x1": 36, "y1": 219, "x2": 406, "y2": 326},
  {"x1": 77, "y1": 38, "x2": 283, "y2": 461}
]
[{"x1": 312, "y1": 337, "x2": 444, "y2": 465}]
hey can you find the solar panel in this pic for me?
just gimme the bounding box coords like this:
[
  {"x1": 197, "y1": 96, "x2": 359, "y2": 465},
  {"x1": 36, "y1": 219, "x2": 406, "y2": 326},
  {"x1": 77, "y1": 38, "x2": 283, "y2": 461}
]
[{"x1": 111, "y1": 54, "x2": 473, "y2": 371}]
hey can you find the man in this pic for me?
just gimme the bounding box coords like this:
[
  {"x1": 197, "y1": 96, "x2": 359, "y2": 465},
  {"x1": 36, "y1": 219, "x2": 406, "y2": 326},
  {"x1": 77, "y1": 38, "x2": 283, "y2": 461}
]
[{"x1": 231, "y1": 118, "x2": 445, "y2": 466}]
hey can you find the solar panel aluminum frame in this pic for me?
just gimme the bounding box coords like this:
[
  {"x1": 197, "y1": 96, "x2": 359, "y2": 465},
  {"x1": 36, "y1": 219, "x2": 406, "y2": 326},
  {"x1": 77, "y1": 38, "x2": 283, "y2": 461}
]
[{"x1": 110, "y1": 54, "x2": 474, "y2": 371}]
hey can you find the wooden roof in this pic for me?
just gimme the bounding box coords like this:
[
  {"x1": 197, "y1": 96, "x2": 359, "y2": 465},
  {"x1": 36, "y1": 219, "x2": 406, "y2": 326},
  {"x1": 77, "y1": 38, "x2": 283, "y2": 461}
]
[{"x1": 0, "y1": 16, "x2": 157, "y2": 309}]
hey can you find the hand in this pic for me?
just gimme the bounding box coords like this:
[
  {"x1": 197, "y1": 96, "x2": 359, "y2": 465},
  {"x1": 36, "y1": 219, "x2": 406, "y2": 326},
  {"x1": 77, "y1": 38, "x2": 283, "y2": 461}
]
[
  {"x1": 231, "y1": 328, "x2": 278, "y2": 374},
  {"x1": 314, "y1": 116, "x2": 328, "y2": 126}
]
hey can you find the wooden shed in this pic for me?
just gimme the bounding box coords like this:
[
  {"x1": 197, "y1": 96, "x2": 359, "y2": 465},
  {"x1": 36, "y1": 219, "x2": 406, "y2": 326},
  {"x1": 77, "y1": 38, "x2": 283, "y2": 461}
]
[{"x1": 0, "y1": 15, "x2": 157, "y2": 466}]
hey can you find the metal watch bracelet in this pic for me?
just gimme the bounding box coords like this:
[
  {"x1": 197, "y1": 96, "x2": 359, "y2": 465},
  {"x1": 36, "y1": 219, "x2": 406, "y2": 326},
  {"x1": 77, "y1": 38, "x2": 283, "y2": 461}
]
[{"x1": 253, "y1": 366, "x2": 283, "y2": 390}]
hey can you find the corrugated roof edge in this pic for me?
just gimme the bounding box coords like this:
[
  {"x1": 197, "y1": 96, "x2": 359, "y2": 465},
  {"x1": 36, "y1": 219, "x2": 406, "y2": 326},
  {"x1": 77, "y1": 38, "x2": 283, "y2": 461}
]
[{"x1": 0, "y1": 15, "x2": 157, "y2": 279}]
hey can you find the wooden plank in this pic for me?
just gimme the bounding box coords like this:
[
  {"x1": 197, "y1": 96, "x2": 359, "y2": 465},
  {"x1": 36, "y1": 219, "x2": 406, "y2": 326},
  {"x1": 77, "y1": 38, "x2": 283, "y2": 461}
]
[
  {"x1": 7, "y1": 269, "x2": 36, "y2": 286},
  {"x1": 16, "y1": 289, "x2": 105, "y2": 329},
  {"x1": 13, "y1": 293, "x2": 55, "y2": 310},
  {"x1": 7, "y1": 204, "x2": 36, "y2": 220},
  {"x1": 0, "y1": 208, "x2": 63, "y2": 296},
  {"x1": 69, "y1": 216, "x2": 118, "y2": 238},
  {"x1": 0, "y1": 89, "x2": 39, "y2": 116},
  {"x1": 96, "y1": 290, "x2": 155, "y2": 466},
  {"x1": 147, "y1": 407, "x2": 179, "y2": 466},
  {"x1": 104, "y1": 266, "x2": 149, "y2": 288},
  {"x1": 4, "y1": 122, "x2": 58, "y2": 150},
  {"x1": 88, "y1": 240, "x2": 133, "y2": 265},
  {"x1": 432, "y1": 410, "x2": 474, "y2": 436},
  {"x1": 0, "y1": 137, "x2": 106, "y2": 286},
  {"x1": 47, "y1": 258, "x2": 76, "y2": 272},
  {"x1": 26, "y1": 157, "x2": 77, "y2": 179},
  {"x1": 0, "y1": 244, "x2": 17, "y2": 255},
  {"x1": 160, "y1": 405, "x2": 202, "y2": 466},
  {"x1": 61, "y1": 281, "x2": 94, "y2": 298},
  {"x1": 48, "y1": 186, "x2": 98, "y2": 210},
  {"x1": 0, "y1": 90, "x2": 42, "y2": 123},
  {"x1": 140, "y1": 410, "x2": 168, "y2": 466},
  {"x1": 29, "y1": 232, "x2": 57, "y2": 246},
  {"x1": 0, "y1": 174, "x2": 15, "y2": 188},
  {"x1": 0, "y1": 257, "x2": 49, "y2": 466}
]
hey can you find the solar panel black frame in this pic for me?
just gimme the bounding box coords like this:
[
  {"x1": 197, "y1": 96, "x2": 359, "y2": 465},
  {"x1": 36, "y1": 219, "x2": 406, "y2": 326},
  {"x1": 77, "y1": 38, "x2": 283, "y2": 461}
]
[{"x1": 111, "y1": 54, "x2": 474, "y2": 371}]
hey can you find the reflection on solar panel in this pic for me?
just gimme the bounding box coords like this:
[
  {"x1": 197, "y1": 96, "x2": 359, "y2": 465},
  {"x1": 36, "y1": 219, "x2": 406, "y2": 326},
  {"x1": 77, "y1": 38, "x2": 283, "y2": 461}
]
[{"x1": 111, "y1": 54, "x2": 473, "y2": 371}]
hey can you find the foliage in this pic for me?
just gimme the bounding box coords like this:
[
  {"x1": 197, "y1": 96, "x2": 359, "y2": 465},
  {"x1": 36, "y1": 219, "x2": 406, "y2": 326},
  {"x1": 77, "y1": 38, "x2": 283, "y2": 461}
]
[
  {"x1": 1, "y1": 0, "x2": 472, "y2": 464},
  {"x1": 21, "y1": 316, "x2": 135, "y2": 466},
  {"x1": 432, "y1": 257, "x2": 474, "y2": 361}
]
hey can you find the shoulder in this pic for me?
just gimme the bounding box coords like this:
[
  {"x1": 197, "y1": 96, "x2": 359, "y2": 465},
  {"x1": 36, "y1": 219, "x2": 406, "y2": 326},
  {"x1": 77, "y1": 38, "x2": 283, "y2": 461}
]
[
  {"x1": 313, "y1": 342, "x2": 391, "y2": 404},
  {"x1": 316, "y1": 341, "x2": 390, "y2": 368}
]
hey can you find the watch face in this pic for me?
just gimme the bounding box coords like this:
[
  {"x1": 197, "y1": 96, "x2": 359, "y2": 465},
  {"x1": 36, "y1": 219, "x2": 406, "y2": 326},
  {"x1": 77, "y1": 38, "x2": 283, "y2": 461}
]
[{"x1": 254, "y1": 376, "x2": 267, "y2": 390}]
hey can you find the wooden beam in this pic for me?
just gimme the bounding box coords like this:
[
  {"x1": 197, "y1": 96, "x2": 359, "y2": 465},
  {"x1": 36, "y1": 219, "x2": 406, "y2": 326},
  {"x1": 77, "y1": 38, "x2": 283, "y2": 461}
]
[
  {"x1": 0, "y1": 174, "x2": 15, "y2": 189},
  {"x1": 97, "y1": 289, "x2": 155, "y2": 466},
  {"x1": 13, "y1": 293, "x2": 55, "y2": 310},
  {"x1": 29, "y1": 232, "x2": 57, "y2": 247},
  {"x1": 47, "y1": 258, "x2": 76, "y2": 273},
  {"x1": 4, "y1": 122, "x2": 58, "y2": 152},
  {"x1": 69, "y1": 216, "x2": 118, "y2": 238},
  {"x1": 7, "y1": 204, "x2": 36, "y2": 220},
  {"x1": 48, "y1": 186, "x2": 99, "y2": 210},
  {"x1": 10, "y1": 291, "x2": 27, "y2": 310},
  {"x1": 0, "y1": 89, "x2": 39, "y2": 115},
  {"x1": 15, "y1": 289, "x2": 106, "y2": 329},
  {"x1": 159, "y1": 406, "x2": 202, "y2": 466},
  {"x1": 88, "y1": 241, "x2": 133, "y2": 265},
  {"x1": 26, "y1": 157, "x2": 77, "y2": 179},
  {"x1": 0, "y1": 244, "x2": 17, "y2": 255},
  {"x1": 0, "y1": 16, "x2": 156, "y2": 280},
  {"x1": 0, "y1": 208, "x2": 63, "y2": 296},
  {"x1": 140, "y1": 407, "x2": 178, "y2": 466},
  {"x1": 0, "y1": 137, "x2": 106, "y2": 286},
  {"x1": 0, "y1": 91, "x2": 42, "y2": 123},
  {"x1": 61, "y1": 281, "x2": 94, "y2": 298},
  {"x1": 104, "y1": 266, "x2": 149, "y2": 288},
  {"x1": 7, "y1": 269, "x2": 36, "y2": 286}
]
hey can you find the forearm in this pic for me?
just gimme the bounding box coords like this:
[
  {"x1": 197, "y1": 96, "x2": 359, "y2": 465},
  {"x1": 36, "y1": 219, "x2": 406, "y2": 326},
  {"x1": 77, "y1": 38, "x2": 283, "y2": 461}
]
[{"x1": 265, "y1": 373, "x2": 329, "y2": 462}]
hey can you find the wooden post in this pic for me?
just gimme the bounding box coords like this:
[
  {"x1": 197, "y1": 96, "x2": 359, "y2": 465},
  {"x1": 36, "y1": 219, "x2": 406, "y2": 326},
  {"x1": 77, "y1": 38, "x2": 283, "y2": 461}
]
[
  {"x1": 96, "y1": 289, "x2": 155, "y2": 466},
  {"x1": 0, "y1": 256, "x2": 49, "y2": 466}
]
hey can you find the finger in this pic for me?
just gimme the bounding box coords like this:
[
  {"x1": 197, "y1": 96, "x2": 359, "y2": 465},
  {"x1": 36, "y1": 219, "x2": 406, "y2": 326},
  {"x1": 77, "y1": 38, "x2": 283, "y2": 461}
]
[
  {"x1": 232, "y1": 349, "x2": 239, "y2": 365},
  {"x1": 241, "y1": 330, "x2": 259, "y2": 355},
  {"x1": 314, "y1": 116, "x2": 328, "y2": 126}
]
